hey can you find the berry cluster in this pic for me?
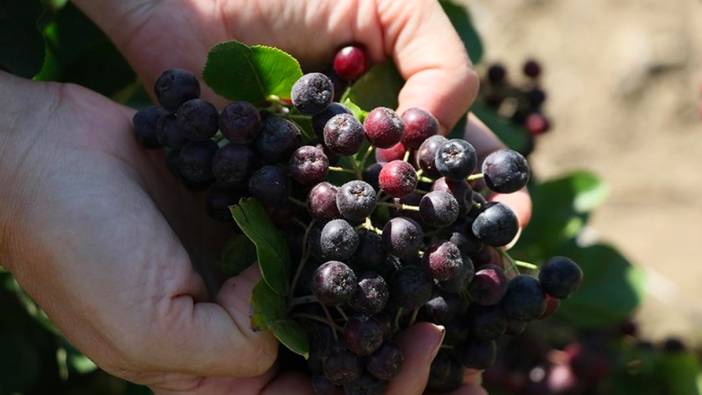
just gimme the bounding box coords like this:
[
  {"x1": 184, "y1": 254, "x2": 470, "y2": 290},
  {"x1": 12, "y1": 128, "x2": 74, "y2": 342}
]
[
  {"x1": 479, "y1": 59, "x2": 552, "y2": 155},
  {"x1": 131, "y1": 45, "x2": 583, "y2": 395}
]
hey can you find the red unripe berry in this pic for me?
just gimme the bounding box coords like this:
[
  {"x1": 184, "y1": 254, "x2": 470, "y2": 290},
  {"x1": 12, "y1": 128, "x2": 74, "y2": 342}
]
[
  {"x1": 525, "y1": 113, "x2": 551, "y2": 136},
  {"x1": 375, "y1": 142, "x2": 406, "y2": 164},
  {"x1": 364, "y1": 107, "x2": 404, "y2": 148},
  {"x1": 401, "y1": 108, "x2": 439, "y2": 149},
  {"x1": 333, "y1": 45, "x2": 369, "y2": 81},
  {"x1": 379, "y1": 160, "x2": 418, "y2": 198}
]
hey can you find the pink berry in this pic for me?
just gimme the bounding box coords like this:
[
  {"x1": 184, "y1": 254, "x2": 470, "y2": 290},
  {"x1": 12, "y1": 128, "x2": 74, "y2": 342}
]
[
  {"x1": 375, "y1": 142, "x2": 406, "y2": 163},
  {"x1": 401, "y1": 108, "x2": 439, "y2": 149},
  {"x1": 379, "y1": 160, "x2": 418, "y2": 198},
  {"x1": 525, "y1": 113, "x2": 551, "y2": 136},
  {"x1": 364, "y1": 107, "x2": 404, "y2": 148},
  {"x1": 333, "y1": 45, "x2": 368, "y2": 82}
]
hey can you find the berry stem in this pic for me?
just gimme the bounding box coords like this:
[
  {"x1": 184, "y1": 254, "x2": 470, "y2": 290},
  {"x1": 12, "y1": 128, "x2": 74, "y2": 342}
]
[
  {"x1": 408, "y1": 307, "x2": 420, "y2": 327},
  {"x1": 360, "y1": 217, "x2": 383, "y2": 235},
  {"x1": 335, "y1": 306, "x2": 349, "y2": 322},
  {"x1": 467, "y1": 173, "x2": 485, "y2": 182},
  {"x1": 293, "y1": 313, "x2": 344, "y2": 332},
  {"x1": 290, "y1": 295, "x2": 317, "y2": 306},
  {"x1": 377, "y1": 202, "x2": 420, "y2": 212},
  {"x1": 289, "y1": 220, "x2": 315, "y2": 303},
  {"x1": 329, "y1": 166, "x2": 356, "y2": 175},
  {"x1": 394, "y1": 307, "x2": 404, "y2": 331},
  {"x1": 418, "y1": 176, "x2": 434, "y2": 184},
  {"x1": 288, "y1": 197, "x2": 307, "y2": 208},
  {"x1": 440, "y1": 344, "x2": 455, "y2": 350},
  {"x1": 321, "y1": 304, "x2": 339, "y2": 341},
  {"x1": 360, "y1": 144, "x2": 375, "y2": 168},
  {"x1": 403, "y1": 150, "x2": 411, "y2": 162},
  {"x1": 515, "y1": 260, "x2": 539, "y2": 270}
]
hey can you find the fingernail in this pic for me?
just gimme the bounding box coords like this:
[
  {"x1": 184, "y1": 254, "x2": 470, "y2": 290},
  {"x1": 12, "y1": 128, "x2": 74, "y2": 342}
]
[{"x1": 430, "y1": 324, "x2": 446, "y2": 358}]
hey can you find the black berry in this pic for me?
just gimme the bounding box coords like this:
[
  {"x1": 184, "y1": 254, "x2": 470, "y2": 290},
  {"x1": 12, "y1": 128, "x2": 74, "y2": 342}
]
[
  {"x1": 323, "y1": 113, "x2": 365, "y2": 155},
  {"x1": 367, "y1": 342, "x2": 404, "y2": 380},
  {"x1": 323, "y1": 344, "x2": 362, "y2": 385},
  {"x1": 348, "y1": 272, "x2": 389, "y2": 315},
  {"x1": 468, "y1": 305, "x2": 507, "y2": 340},
  {"x1": 336, "y1": 180, "x2": 377, "y2": 222},
  {"x1": 461, "y1": 339, "x2": 497, "y2": 369},
  {"x1": 219, "y1": 101, "x2": 261, "y2": 143},
  {"x1": 382, "y1": 217, "x2": 424, "y2": 259},
  {"x1": 176, "y1": 98, "x2": 219, "y2": 141},
  {"x1": 289, "y1": 145, "x2": 329, "y2": 185},
  {"x1": 419, "y1": 291, "x2": 467, "y2": 325},
  {"x1": 419, "y1": 191, "x2": 460, "y2": 228},
  {"x1": 178, "y1": 140, "x2": 218, "y2": 184},
  {"x1": 292, "y1": 72, "x2": 334, "y2": 115},
  {"x1": 312, "y1": 102, "x2": 351, "y2": 137},
  {"x1": 352, "y1": 230, "x2": 387, "y2": 270},
  {"x1": 364, "y1": 107, "x2": 404, "y2": 148},
  {"x1": 248, "y1": 165, "x2": 290, "y2": 206},
  {"x1": 156, "y1": 113, "x2": 188, "y2": 149},
  {"x1": 256, "y1": 115, "x2": 301, "y2": 163},
  {"x1": 501, "y1": 275, "x2": 546, "y2": 321},
  {"x1": 538, "y1": 256, "x2": 583, "y2": 299},
  {"x1": 320, "y1": 219, "x2": 359, "y2": 261},
  {"x1": 312, "y1": 261, "x2": 357, "y2": 305},
  {"x1": 523, "y1": 59, "x2": 542, "y2": 79},
  {"x1": 154, "y1": 69, "x2": 200, "y2": 112},
  {"x1": 435, "y1": 139, "x2": 477, "y2": 181},
  {"x1": 416, "y1": 135, "x2": 448, "y2": 177},
  {"x1": 343, "y1": 373, "x2": 387, "y2": 395},
  {"x1": 343, "y1": 315, "x2": 385, "y2": 356},
  {"x1": 427, "y1": 351, "x2": 463, "y2": 392},
  {"x1": 487, "y1": 64, "x2": 507, "y2": 85},
  {"x1": 482, "y1": 149, "x2": 530, "y2": 193},
  {"x1": 472, "y1": 202, "x2": 519, "y2": 247},
  {"x1": 133, "y1": 106, "x2": 166, "y2": 148},
  {"x1": 390, "y1": 265, "x2": 433, "y2": 310},
  {"x1": 205, "y1": 188, "x2": 242, "y2": 222},
  {"x1": 212, "y1": 144, "x2": 258, "y2": 188}
]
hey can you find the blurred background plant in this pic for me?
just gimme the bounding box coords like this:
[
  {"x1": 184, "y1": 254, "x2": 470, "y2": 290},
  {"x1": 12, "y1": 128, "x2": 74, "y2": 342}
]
[{"x1": 1, "y1": 0, "x2": 700, "y2": 394}]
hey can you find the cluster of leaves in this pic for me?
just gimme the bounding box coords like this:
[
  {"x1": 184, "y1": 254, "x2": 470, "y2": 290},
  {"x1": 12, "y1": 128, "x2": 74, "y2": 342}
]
[{"x1": 0, "y1": 1, "x2": 684, "y2": 395}]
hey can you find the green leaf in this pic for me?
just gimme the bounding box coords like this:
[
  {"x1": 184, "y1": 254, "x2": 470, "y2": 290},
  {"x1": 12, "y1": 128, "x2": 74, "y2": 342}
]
[
  {"x1": 555, "y1": 242, "x2": 646, "y2": 328},
  {"x1": 514, "y1": 171, "x2": 608, "y2": 258},
  {"x1": 231, "y1": 198, "x2": 291, "y2": 295},
  {"x1": 251, "y1": 280, "x2": 286, "y2": 331},
  {"x1": 342, "y1": 98, "x2": 369, "y2": 122},
  {"x1": 0, "y1": 0, "x2": 46, "y2": 78},
  {"x1": 439, "y1": 1, "x2": 484, "y2": 64},
  {"x1": 219, "y1": 234, "x2": 257, "y2": 277},
  {"x1": 655, "y1": 352, "x2": 702, "y2": 395},
  {"x1": 203, "y1": 41, "x2": 303, "y2": 104},
  {"x1": 269, "y1": 320, "x2": 310, "y2": 359},
  {"x1": 348, "y1": 62, "x2": 404, "y2": 111},
  {"x1": 470, "y1": 101, "x2": 530, "y2": 152}
]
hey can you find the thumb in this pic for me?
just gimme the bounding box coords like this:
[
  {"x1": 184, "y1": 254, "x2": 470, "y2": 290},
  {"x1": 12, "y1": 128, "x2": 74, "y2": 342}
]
[{"x1": 376, "y1": 0, "x2": 479, "y2": 130}]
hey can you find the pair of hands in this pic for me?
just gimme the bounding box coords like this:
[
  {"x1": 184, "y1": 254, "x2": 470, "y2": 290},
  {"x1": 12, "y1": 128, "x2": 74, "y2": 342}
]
[{"x1": 0, "y1": 0, "x2": 531, "y2": 393}]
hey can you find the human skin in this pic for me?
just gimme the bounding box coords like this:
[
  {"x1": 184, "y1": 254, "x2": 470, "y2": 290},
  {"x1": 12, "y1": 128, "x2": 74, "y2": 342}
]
[{"x1": 0, "y1": 1, "x2": 533, "y2": 393}]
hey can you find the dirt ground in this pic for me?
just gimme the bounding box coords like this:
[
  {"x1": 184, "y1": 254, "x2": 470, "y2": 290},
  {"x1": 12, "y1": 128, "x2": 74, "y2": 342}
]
[{"x1": 464, "y1": 0, "x2": 702, "y2": 342}]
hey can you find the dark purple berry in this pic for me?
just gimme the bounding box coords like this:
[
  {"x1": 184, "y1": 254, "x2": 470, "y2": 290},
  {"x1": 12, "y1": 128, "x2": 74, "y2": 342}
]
[
  {"x1": 333, "y1": 45, "x2": 368, "y2": 82},
  {"x1": 323, "y1": 344, "x2": 362, "y2": 385},
  {"x1": 352, "y1": 230, "x2": 387, "y2": 270},
  {"x1": 501, "y1": 275, "x2": 546, "y2": 321},
  {"x1": 419, "y1": 291, "x2": 467, "y2": 324},
  {"x1": 312, "y1": 261, "x2": 357, "y2": 305},
  {"x1": 435, "y1": 139, "x2": 477, "y2": 181},
  {"x1": 469, "y1": 264, "x2": 508, "y2": 306},
  {"x1": 362, "y1": 163, "x2": 382, "y2": 190},
  {"x1": 487, "y1": 64, "x2": 507, "y2": 85},
  {"x1": 308, "y1": 182, "x2": 341, "y2": 220},
  {"x1": 311, "y1": 375, "x2": 338, "y2": 395},
  {"x1": 506, "y1": 320, "x2": 527, "y2": 336},
  {"x1": 320, "y1": 219, "x2": 359, "y2": 261},
  {"x1": 133, "y1": 106, "x2": 166, "y2": 148},
  {"x1": 176, "y1": 98, "x2": 219, "y2": 141},
  {"x1": 312, "y1": 102, "x2": 351, "y2": 137},
  {"x1": 343, "y1": 373, "x2": 387, "y2": 395},
  {"x1": 527, "y1": 88, "x2": 547, "y2": 109},
  {"x1": 323, "y1": 113, "x2": 365, "y2": 156},
  {"x1": 523, "y1": 59, "x2": 542, "y2": 79},
  {"x1": 390, "y1": 265, "x2": 433, "y2": 310},
  {"x1": 348, "y1": 272, "x2": 389, "y2": 315},
  {"x1": 156, "y1": 113, "x2": 188, "y2": 149},
  {"x1": 468, "y1": 305, "x2": 507, "y2": 340},
  {"x1": 219, "y1": 101, "x2": 261, "y2": 143},
  {"x1": 482, "y1": 149, "x2": 530, "y2": 193},
  {"x1": 427, "y1": 352, "x2": 463, "y2": 392},
  {"x1": 431, "y1": 177, "x2": 471, "y2": 213},
  {"x1": 256, "y1": 115, "x2": 301, "y2": 163},
  {"x1": 444, "y1": 318, "x2": 470, "y2": 345},
  {"x1": 364, "y1": 107, "x2": 404, "y2": 148},
  {"x1": 382, "y1": 217, "x2": 423, "y2": 259},
  {"x1": 336, "y1": 180, "x2": 377, "y2": 222},
  {"x1": 292, "y1": 72, "x2": 334, "y2": 115},
  {"x1": 416, "y1": 135, "x2": 447, "y2": 177},
  {"x1": 526, "y1": 113, "x2": 551, "y2": 136},
  {"x1": 378, "y1": 160, "x2": 417, "y2": 198},
  {"x1": 538, "y1": 256, "x2": 583, "y2": 299},
  {"x1": 437, "y1": 257, "x2": 475, "y2": 294},
  {"x1": 205, "y1": 188, "x2": 242, "y2": 222},
  {"x1": 367, "y1": 342, "x2": 404, "y2": 380},
  {"x1": 424, "y1": 241, "x2": 465, "y2": 282},
  {"x1": 401, "y1": 108, "x2": 439, "y2": 149},
  {"x1": 248, "y1": 165, "x2": 290, "y2": 206},
  {"x1": 472, "y1": 202, "x2": 519, "y2": 247},
  {"x1": 154, "y1": 69, "x2": 200, "y2": 112},
  {"x1": 375, "y1": 142, "x2": 406, "y2": 164},
  {"x1": 419, "y1": 191, "x2": 459, "y2": 228},
  {"x1": 539, "y1": 293, "x2": 560, "y2": 319},
  {"x1": 343, "y1": 316, "x2": 385, "y2": 356},
  {"x1": 212, "y1": 144, "x2": 258, "y2": 188},
  {"x1": 178, "y1": 140, "x2": 218, "y2": 184},
  {"x1": 441, "y1": 219, "x2": 483, "y2": 255},
  {"x1": 460, "y1": 339, "x2": 497, "y2": 369},
  {"x1": 289, "y1": 145, "x2": 329, "y2": 185}
]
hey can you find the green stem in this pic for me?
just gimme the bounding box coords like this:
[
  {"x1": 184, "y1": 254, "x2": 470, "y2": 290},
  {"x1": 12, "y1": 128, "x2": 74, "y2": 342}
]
[
  {"x1": 289, "y1": 221, "x2": 315, "y2": 303},
  {"x1": 403, "y1": 150, "x2": 411, "y2": 162},
  {"x1": 329, "y1": 166, "x2": 356, "y2": 175},
  {"x1": 418, "y1": 176, "x2": 434, "y2": 183},
  {"x1": 290, "y1": 295, "x2": 317, "y2": 307},
  {"x1": 467, "y1": 173, "x2": 484, "y2": 182},
  {"x1": 377, "y1": 202, "x2": 420, "y2": 212},
  {"x1": 336, "y1": 306, "x2": 349, "y2": 322},
  {"x1": 293, "y1": 313, "x2": 343, "y2": 332},
  {"x1": 360, "y1": 144, "x2": 375, "y2": 168},
  {"x1": 394, "y1": 308, "x2": 404, "y2": 331},
  {"x1": 515, "y1": 260, "x2": 539, "y2": 270},
  {"x1": 288, "y1": 197, "x2": 307, "y2": 208},
  {"x1": 409, "y1": 308, "x2": 420, "y2": 326}
]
